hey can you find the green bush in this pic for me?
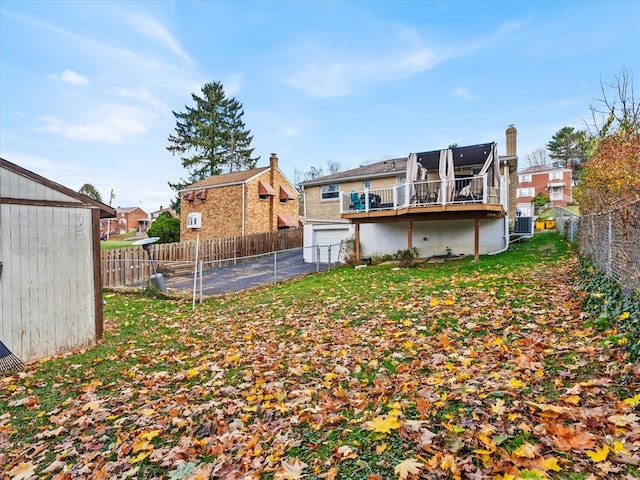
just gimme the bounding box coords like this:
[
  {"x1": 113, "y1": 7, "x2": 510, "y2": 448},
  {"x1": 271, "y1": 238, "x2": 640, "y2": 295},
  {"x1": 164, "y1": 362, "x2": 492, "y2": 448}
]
[
  {"x1": 147, "y1": 211, "x2": 180, "y2": 243},
  {"x1": 578, "y1": 256, "x2": 640, "y2": 361},
  {"x1": 394, "y1": 247, "x2": 419, "y2": 268}
]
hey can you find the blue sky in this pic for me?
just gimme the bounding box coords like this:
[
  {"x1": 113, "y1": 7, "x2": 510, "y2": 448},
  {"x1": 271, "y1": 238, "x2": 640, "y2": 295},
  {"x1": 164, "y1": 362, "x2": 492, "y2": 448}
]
[{"x1": 1, "y1": 1, "x2": 638, "y2": 214}]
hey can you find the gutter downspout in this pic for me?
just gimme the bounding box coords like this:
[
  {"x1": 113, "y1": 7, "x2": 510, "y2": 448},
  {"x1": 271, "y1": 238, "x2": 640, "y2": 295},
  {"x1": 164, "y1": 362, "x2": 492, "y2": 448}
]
[
  {"x1": 302, "y1": 185, "x2": 307, "y2": 221},
  {"x1": 488, "y1": 161, "x2": 510, "y2": 256}
]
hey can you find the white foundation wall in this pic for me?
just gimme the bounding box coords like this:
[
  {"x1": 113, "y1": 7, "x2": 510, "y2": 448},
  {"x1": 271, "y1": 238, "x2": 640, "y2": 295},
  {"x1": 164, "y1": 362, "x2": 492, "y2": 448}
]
[{"x1": 360, "y1": 218, "x2": 507, "y2": 258}]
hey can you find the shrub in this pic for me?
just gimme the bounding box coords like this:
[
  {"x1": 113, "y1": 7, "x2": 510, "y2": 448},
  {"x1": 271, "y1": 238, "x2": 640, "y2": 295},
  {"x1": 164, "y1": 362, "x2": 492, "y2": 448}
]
[
  {"x1": 578, "y1": 256, "x2": 640, "y2": 361},
  {"x1": 394, "y1": 248, "x2": 419, "y2": 268},
  {"x1": 147, "y1": 211, "x2": 180, "y2": 243}
]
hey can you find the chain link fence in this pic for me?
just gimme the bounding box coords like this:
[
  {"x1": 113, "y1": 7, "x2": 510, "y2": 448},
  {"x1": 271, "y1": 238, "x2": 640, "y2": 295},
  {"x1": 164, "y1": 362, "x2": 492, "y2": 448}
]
[
  {"x1": 579, "y1": 199, "x2": 640, "y2": 294},
  {"x1": 109, "y1": 243, "x2": 346, "y2": 297}
]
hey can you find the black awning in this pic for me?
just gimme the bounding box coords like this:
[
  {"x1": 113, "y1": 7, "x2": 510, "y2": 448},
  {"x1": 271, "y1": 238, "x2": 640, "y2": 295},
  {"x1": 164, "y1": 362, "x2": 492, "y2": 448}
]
[{"x1": 416, "y1": 143, "x2": 495, "y2": 170}]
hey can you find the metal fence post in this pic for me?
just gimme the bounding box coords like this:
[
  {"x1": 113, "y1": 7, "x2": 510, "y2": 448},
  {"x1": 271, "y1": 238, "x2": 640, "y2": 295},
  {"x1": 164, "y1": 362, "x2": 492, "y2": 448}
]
[
  {"x1": 273, "y1": 250, "x2": 277, "y2": 285},
  {"x1": 199, "y1": 260, "x2": 203, "y2": 304},
  {"x1": 327, "y1": 244, "x2": 332, "y2": 269},
  {"x1": 607, "y1": 212, "x2": 612, "y2": 277}
]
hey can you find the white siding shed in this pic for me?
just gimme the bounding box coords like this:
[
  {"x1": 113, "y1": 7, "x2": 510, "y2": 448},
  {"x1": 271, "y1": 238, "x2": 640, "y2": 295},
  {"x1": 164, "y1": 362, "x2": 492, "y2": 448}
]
[{"x1": 0, "y1": 158, "x2": 115, "y2": 364}]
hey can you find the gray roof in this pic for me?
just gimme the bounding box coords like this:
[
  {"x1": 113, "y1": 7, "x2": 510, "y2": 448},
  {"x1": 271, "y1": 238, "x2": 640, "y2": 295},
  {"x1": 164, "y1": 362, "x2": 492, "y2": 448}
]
[{"x1": 300, "y1": 156, "x2": 408, "y2": 187}]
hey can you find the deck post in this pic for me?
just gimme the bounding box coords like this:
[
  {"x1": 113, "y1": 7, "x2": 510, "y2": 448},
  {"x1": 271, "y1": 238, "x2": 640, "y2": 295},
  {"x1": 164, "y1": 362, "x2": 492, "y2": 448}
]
[
  {"x1": 474, "y1": 218, "x2": 480, "y2": 261},
  {"x1": 355, "y1": 223, "x2": 361, "y2": 262},
  {"x1": 407, "y1": 220, "x2": 413, "y2": 251}
]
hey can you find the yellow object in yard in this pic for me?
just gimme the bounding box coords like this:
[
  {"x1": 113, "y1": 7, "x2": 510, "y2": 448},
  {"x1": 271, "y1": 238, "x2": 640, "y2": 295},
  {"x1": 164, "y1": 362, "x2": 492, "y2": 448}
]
[
  {"x1": 545, "y1": 220, "x2": 556, "y2": 229},
  {"x1": 535, "y1": 221, "x2": 546, "y2": 230}
]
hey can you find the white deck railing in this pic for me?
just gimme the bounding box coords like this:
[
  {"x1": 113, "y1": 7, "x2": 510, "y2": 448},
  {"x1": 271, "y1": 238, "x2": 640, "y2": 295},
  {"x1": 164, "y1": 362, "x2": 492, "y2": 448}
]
[{"x1": 340, "y1": 175, "x2": 500, "y2": 214}]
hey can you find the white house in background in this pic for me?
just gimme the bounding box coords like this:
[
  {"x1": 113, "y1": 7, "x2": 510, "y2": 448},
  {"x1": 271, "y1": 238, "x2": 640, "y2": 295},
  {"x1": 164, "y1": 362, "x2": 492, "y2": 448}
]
[
  {"x1": 0, "y1": 157, "x2": 115, "y2": 364},
  {"x1": 300, "y1": 126, "x2": 519, "y2": 263}
]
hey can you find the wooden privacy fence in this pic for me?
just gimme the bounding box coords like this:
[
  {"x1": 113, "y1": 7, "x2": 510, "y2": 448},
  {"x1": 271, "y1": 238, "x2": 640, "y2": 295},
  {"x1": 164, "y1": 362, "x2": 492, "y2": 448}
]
[{"x1": 101, "y1": 227, "x2": 303, "y2": 288}]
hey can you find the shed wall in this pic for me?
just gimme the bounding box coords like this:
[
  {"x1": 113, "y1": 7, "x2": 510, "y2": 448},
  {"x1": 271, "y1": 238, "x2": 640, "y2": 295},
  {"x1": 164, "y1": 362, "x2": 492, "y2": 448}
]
[{"x1": 0, "y1": 203, "x2": 97, "y2": 363}]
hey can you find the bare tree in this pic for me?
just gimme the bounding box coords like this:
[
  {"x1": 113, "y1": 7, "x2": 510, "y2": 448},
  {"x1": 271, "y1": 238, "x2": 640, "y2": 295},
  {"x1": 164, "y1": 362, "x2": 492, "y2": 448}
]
[
  {"x1": 524, "y1": 147, "x2": 550, "y2": 167},
  {"x1": 326, "y1": 159, "x2": 342, "y2": 175},
  {"x1": 588, "y1": 67, "x2": 639, "y2": 137}
]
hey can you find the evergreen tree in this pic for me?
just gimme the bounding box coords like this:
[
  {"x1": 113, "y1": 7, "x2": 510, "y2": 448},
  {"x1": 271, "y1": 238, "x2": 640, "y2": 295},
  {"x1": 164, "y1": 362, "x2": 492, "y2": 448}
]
[
  {"x1": 78, "y1": 183, "x2": 103, "y2": 203},
  {"x1": 546, "y1": 126, "x2": 590, "y2": 180},
  {"x1": 167, "y1": 81, "x2": 259, "y2": 202}
]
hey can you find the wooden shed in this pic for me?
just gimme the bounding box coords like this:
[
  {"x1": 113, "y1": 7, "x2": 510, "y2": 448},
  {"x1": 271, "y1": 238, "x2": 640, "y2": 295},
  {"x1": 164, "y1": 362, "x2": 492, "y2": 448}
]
[{"x1": 0, "y1": 158, "x2": 115, "y2": 364}]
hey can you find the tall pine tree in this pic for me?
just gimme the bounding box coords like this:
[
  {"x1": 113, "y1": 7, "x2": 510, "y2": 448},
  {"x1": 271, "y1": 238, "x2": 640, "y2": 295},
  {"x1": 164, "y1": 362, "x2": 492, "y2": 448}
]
[{"x1": 167, "y1": 81, "x2": 259, "y2": 210}]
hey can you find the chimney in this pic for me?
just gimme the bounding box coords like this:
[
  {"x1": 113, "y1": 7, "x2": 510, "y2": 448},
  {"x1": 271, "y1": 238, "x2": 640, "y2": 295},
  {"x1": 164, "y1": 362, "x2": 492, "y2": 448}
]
[
  {"x1": 269, "y1": 153, "x2": 278, "y2": 171},
  {"x1": 269, "y1": 153, "x2": 278, "y2": 187},
  {"x1": 505, "y1": 125, "x2": 517, "y2": 156}
]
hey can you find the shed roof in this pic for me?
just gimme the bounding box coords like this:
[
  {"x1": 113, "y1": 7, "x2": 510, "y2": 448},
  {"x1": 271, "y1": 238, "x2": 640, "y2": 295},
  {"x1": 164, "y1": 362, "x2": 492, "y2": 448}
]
[{"x1": 0, "y1": 157, "x2": 116, "y2": 218}]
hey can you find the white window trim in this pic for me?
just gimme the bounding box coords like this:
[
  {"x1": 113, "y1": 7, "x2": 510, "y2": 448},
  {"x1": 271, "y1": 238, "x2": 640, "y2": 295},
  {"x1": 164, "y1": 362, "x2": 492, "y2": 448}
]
[{"x1": 320, "y1": 184, "x2": 340, "y2": 201}]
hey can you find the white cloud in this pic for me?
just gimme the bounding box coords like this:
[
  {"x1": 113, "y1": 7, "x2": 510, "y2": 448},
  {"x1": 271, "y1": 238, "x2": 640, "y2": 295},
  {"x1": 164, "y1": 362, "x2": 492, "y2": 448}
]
[
  {"x1": 284, "y1": 38, "x2": 451, "y2": 98},
  {"x1": 284, "y1": 19, "x2": 526, "y2": 98},
  {"x1": 38, "y1": 104, "x2": 152, "y2": 143},
  {"x1": 451, "y1": 86, "x2": 475, "y2": 100},
  {"x1": 47, "y1": 69, "x2": 89, "y2": 86},
  {"x1": 110, "y1": 87, "x2": 166, "y2": 112},
  {"x1": 122, "y1": 12, "x2": 191, "y2": 61},
  {"x1": 224, "y1": 74, "x2": 244, "y2": 97}
]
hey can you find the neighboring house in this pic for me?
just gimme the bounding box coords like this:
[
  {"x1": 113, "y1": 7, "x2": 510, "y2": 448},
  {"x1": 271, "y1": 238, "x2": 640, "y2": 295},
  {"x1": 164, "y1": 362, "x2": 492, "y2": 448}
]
[
  {"x1": 300, "y1": 126, "x2": 519, "y2": 262},
  {"x1": 101, "y1": 206, "x2": 149, "y2": 236},
  {"x1": 150, "y1": 205, "x2": 177, "y2": 222},
  {"x1": 179, "y1": 153, "x2": 300, "y2": 241},
  {"x1": 516, "y1": 164, "x2": 573, "y2": 215},
  {"x1": 0, "y1": 157, "x2": 115, "y2": 364}
]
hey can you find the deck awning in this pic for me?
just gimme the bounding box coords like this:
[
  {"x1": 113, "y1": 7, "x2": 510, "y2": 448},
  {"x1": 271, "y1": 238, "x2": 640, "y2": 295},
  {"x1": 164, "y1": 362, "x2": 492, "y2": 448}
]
[
  {"x1": 277, "y1": 212, "x2": 299, "y2": 228},
  {"x1": 259, "y1": 180, "x2": 276, "y2": 196},
  {"x1": 279, "y1": 185, "x2": 297, "y2": 201}
]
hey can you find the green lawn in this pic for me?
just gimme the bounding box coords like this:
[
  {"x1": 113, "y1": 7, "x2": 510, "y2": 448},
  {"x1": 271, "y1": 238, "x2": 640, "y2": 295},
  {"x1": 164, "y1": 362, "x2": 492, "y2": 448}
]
[
  {"x1": 100, "y1": 240, "x2": 137, "y2": 250},
  {"x1": 2, "y1": 233, "x2": 638, "y2": 479}
]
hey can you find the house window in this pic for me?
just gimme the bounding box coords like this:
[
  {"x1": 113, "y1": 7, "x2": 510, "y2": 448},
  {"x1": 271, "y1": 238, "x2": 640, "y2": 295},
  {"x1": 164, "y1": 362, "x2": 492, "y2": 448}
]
[
  {"x1": 549, "y1": 171, "x2": 563, "y2": 181},
  {"x1": 363, "y1": 179, "x2": 371, "y2": 190},
  {"x1": 321, "y1": 184, "x2": 340, "y2": 200},
  {"x1": 549, "y1": 186, "x2": 563, "y2": 201},
  {"x1": 518, "y1": 174, "x2": 532, "y2": 183},
  {"x1": 517, "y1": 187, "x2": 535, "y2": 198}
]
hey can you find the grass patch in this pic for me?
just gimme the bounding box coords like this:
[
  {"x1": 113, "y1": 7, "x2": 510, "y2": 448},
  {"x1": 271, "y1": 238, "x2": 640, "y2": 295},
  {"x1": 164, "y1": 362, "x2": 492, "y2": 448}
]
[{"x1": 1, "y1": 233, "x2": 638, "y2": 479}]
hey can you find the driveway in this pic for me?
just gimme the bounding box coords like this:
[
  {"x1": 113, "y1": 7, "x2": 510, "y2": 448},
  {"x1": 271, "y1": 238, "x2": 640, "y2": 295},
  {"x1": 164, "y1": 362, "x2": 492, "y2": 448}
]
[{"x1": 165, "y1": 249, "x2": 332, "y2": 296}]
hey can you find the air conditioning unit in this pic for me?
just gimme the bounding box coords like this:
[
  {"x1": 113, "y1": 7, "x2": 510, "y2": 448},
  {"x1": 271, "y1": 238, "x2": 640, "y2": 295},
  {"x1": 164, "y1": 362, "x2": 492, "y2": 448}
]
[{"x1": 187, "y1": 212, "x2": 202, "y2": 229}]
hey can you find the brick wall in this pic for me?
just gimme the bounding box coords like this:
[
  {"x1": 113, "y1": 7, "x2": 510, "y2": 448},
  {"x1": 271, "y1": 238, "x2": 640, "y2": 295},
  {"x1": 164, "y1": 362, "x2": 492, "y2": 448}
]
[{"x1": 180, "y1": 166, "x2": 299, "y2": 241}]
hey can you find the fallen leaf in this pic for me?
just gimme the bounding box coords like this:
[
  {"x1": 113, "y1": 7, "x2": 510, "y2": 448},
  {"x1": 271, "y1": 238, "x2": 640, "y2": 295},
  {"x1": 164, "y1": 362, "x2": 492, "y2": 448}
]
[
  {"x1": 586, "y1": 444, "x2": 609, "y2": 462},
  {"x1": 9, "y1": 462, "x2": 36, "y2": 480},
  {"x1": 512, "y1": 442, "x2": 538, "y2": 459},
  {"x1": 364, "y1": 415, "x2": 403, "y2": 433},
  {"x1": 608, "y1": 413, "x2": 639, "y2": 426},
  {"x1": 394, "y1": 458, "x2": 422, "y2": 479},
  {"x1": 275, "y1": 459, "x2": 307, "y2": 480}
]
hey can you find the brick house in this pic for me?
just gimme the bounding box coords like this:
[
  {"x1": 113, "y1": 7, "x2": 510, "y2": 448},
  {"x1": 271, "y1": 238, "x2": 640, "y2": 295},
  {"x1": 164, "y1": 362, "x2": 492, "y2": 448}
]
[
  {"x1": 516, "y1": 164, "x2": 573, "y2": 215},
  {"x1": 100, "y1": 206, "x2": 149, "y2": 236},
  {"x1": 179, "y1": 153, "x2": 300, "y2": 241}
]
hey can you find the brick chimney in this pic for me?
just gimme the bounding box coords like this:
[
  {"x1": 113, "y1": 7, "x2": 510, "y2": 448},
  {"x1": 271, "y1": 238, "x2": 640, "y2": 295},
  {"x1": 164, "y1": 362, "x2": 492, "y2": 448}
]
[
  {"x1": 269, "y1": 153, "x2": 278, "y2": 185},
  {"x1": 269, "y1": 153, "x2": 277, "y2": 231},
  {"x1": 505, "y1": 125, "x2": 517, "y2": 156}
]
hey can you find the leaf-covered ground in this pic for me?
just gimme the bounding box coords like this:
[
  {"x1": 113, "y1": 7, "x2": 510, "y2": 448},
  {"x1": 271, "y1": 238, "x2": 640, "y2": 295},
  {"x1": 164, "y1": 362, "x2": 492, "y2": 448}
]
[{"x1": 2, "y1": 234, "x2": 639, "y2": 480}]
